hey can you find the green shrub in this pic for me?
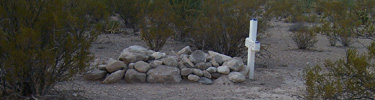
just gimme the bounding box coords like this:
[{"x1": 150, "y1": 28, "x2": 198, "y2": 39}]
[
  {"x1": 139, "y1": 0, "x2": 173, "y2": 51},
  {"x1": 0, "y1": 0, "x2": 107, "y2": 98},
  {"x1": 304, "y1": 42, "x2": 375, "y2": 100},
  {"x1": 290, "y1": 26, "x2": 318, "y2": 49},
  {"x1": 103, "y1": 20, "x2": 123, "y2": 34},
  {"x1": 107, "y1": 0, "x2": 142, "y2": 33},
  {"x1": 189, "y1": 0, "x2": 270, "y2": 57}
]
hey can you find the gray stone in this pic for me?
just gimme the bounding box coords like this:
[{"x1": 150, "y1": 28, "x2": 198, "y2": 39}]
[
  {"x1": 106, "y1": 61, "x2": 126, "y2": 73},
  {"x1": 208, "y1": 51, "x2": 232, "y2": 64},
  {"x1": 211, "y1": 73, "x2": 222, "y2": 79},
  {"x1": 210, "y1": 59, "x2": 220, "y2": 67},
  {"x1": 228, "y1": 72, "x2": 246, "y2": 83},
  {"x1": 151, "y1": 52, "x2": 166, "y2": 60},
  {"x1": 129, "y1": 63, "x2": 135, "y2": 69},
  {"x1": 161, "y1": 56, "x2": 178, "y2": 67},
  {"x1": 206, "y1": 67, "x2": 217, "y2": 73},
  {"x1": 178, "y1": 61, "x2": 188, "y2": 69},
  {"x1": 193, "y1": 69, "x2": 203, "y2": 77},
  {"x1": 181, "y1": 56, "x2": 195, "y2": 68},
  {"x1": 187, "y1": 74, "x2": 200, "y2": 82},
  {"x1": 125, "y1": 69, "x2": 146, "y2": 83},
  {"x1": 181, "y1": 68, "x2": 193, "y2": 76},
  {"x1": 106, "y1": 58, "x2": 117, "y2": 65},
  {"x1": 217, "y1": 66, "x2": 230, "y2": 74},
  {"x1": 223, "y1": 58, "x2": 244, "y2": 72},
  {"x1": 189, "y1": 50, "x2": 206, "y2": 64},
  {"x1": 239, "y1": 65, "x2": 249, "y2": 76},
  {"x1": 84, "y1": 69, "x2": 107, "y2": 80},
  {"x1": 214, "y1": 75, "x2": 234, "y2": 85},
  {"x1": 118, "y1": 45, "x2": 152, "y2": 64},
  {"x1": 203, "y1": 70, "x2": 212, "y2": 79},
  {"x1": 177, "y1": 46, "x2": 192, "y2": 56},
  {"x1": 198, "y1": 77, "x2": 213, "y2": 85},
  {"x1": 150, "y1": 60, "x2": 163, "y2": 68},
  {"x1": 134, "y1": 61, "x2": 151, "y2": 73},
  {"x1": 196, "y1": 62, "x2": 212, "y2": 70},
  {"x1": 147, "y1": 65, "x2": 181, "y2": 83},
  {"x1": 102, "y1": 70, "x2": 125, "y2": 84}
]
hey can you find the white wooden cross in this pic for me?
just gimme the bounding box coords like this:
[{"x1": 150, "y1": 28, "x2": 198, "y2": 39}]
[{"x1": 245, "y1": 19, "x2": 260, "y2": 80}]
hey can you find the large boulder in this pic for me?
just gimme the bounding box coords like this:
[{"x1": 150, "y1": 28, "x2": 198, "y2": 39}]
[
  {"x1": 161, "y1": 56, "x2": 178, "y2": 67},
  {"x1": 125, "y1": 69, "x2": 146, "y2": 83},
  {"x1": 177, "y1": 46, "x2": 192, "y2": 56},
  {"x1": 223, "y1": 58, "x2": 244, "y2": 72},
  {"x1": 147, "y1": 65, "x2": 182, "y2": 83},
  {"x1": 134, "y1": 61, "x2": 151, "y2": 73},
  {"x1": 106, "y1": 61, "x2": 126, "y2": 73},
  {"x1": 189, "y1": 50, "x2": 206, "y2": 64},
  {"x1": 102, "y1": 70, "x2": 125, "y2": 84},
  {"x1": 84, "y1": 69, "x2": 107, "y2": 80},
  {"x1": 118, "y1": 45, "x2": 152, "y2": 64},
  {"x1": 228, "y1": 72, "x2": 246, "y2": 83},
  {"x1": 217, "y1": 66, "x2": 230, "y2": 74}
]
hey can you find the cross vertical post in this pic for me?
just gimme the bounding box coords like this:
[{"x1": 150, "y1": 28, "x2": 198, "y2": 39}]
[{"x1": 245, "y1": 19, "x2": 260, "y2": 80}]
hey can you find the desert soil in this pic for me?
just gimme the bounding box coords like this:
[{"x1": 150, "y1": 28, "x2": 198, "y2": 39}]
[{"x1": 54, "y1": 20, "x2": 373, "y2": 100}]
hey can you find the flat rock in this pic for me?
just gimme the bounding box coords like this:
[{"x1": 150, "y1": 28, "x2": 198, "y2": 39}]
[
  {"x1": 125, "y1": 69, "x2": 146, "y2": 83},
  {"x1": 198, "y1": 77, "x2": 213, "y2": 85},
  {"x1": 181, "y1": 68, "x2": 193, "y2": 76},
  {"x1": 177, "y1": 46, "x2": 192, "y2": 56},
  {"x1": 217, "y1": 66, "x2": 230, "y2": 74},
  {"x1": 228, "y1": 72, "x2": 246, "y2": 83},
  {"x1": 189, "y1": 50, "x2": 206, "y2": 64},
  {"x1": 106, "y1": 61, "x2": 126, "y2": 73},
  {"x1": 187, "y1": 74, "x2": 200, "y2": 82},
  {"x1": 134, "y1": 61, "x2": 151, "y2": 73},
  {"x1": 161, "y1": 56, "x2": 178, "y2": 67},
  {"x1": 147, "y1": 65, "x2": 181, "y2": 83},
  {"x1": 118, "y1": 45, "x2": 152, "y2": 64},
  {"x1": 84, "y1": 69, "x2": 107, "y2": 80},
  {"x1": 102, "y1": 70, "x2": 125, "y2": 84}
]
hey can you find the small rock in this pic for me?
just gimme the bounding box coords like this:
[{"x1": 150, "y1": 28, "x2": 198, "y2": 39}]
[
  {"x1": 210, "y1": 59, "x2": 220, "y2": 67},
  {"x1": 125, "y1": 69, "x2": 146, "y2": 83},
  {"x1": 189, "y1": 50, "x2": 206, "y2": 64},
  {"x1": 150, "y1": 60, "x2": 163, "y2": 68},
  {"x1": 193, "y1": 69, "x2": 203, "y2": 77},
  {"x1": 203, "y1": 70, "x2": 212, "y2": 79},
  {"x1": 187, "y1": 74, "x2": 200, "y2": 82},
  {"x1": 217, "y1": 66, "x2": 230, "y2": 74},
  {"x1": 129, "y1": 63, "x2": 135, "y2": 69},
  {"x1": 223, "y1": 58, "x2": 244, "y2": 72},
  {"x1": 147, "y1": 65, "x2": 181, "y2": 83},
  {"x1": 239, "y1": 65, "x2": 249, "y2": 76},
  {"x1": 181, "y1": 68, "x2": 194, "y2": 76},
  {"x1": 177, "y1": 46, "x2": 192, "y2": 56},
  {"x1": 134, "y1": 61, "x2": 151, "y2": 73},
  {"x1": 178, "y1": 61, "x2": 188, "y2": 69},
  {"x1": 102, "y1": 70, "x2": 125, "y2": 84},
  {"x1": 228, "y1": 72, "x2": 246, "y2": 83},
  {"x1": 84, "y1": 69, "x2": 107, "y2": 80},
  {"x1": 161, "y1": 56, "x2": 178, "y2": 67},
  {"x1": 198, "y1": 77, "x2": 213, "y2": 85},
  {"x1": 206, "y1": 67, "x2": 217, "y2": 73},
  {"x1": 151, "y1": 52, "x2": 166, "y2": 60},
  {"x1": 214, "y1": 75, "x2": 234, "y2": 85},
  {"x1": 106, "y1": 61, "x2": 126, "y2": 73},
  {"x1": 181, "y1": 56, "x2": 195, "y2": 68},
  {"x1": 195, "y1": 62, "x2": 208, "y2": 70},
  {"x1": 211, "y1": 73, "x2": 222, "y2": 79},
  {"x1": 97, "y1": 65, "x2": 107, "y2": 70}
]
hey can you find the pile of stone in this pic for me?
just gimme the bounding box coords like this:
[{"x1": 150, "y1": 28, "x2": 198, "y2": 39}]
[{"x1": 84, "y1": 45, "x2": 248, "y2": 84}]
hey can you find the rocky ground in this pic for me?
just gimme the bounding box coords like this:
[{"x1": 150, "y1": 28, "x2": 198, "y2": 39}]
[{"x1": 54, "y1": 20, "x2": 373, "y2": 100}]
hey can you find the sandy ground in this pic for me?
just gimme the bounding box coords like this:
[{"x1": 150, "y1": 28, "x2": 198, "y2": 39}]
[{"x1": 54, "y1": 20, "x2": 373, "y2": 100}]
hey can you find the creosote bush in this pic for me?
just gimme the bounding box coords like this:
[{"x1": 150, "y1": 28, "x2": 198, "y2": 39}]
[
  {"x1": 304, "y1": 42, "x2": 375, "y2": 100},
  {"x1": 0, "y1": 0, "x2": 107, "y2": 98},
  {"x1": 290, "y1": 26, "x2": 317, "y2": 49}
]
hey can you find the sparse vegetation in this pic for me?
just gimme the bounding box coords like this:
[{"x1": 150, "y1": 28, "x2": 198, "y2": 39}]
[{"x1": 290, "y1": 25, "x2": 317, "y2": 49}]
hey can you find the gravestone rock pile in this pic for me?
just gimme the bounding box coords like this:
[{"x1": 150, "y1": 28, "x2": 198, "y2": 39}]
[{"x1": 84, "y1": 45, "x2": 248, "y2": 84}]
